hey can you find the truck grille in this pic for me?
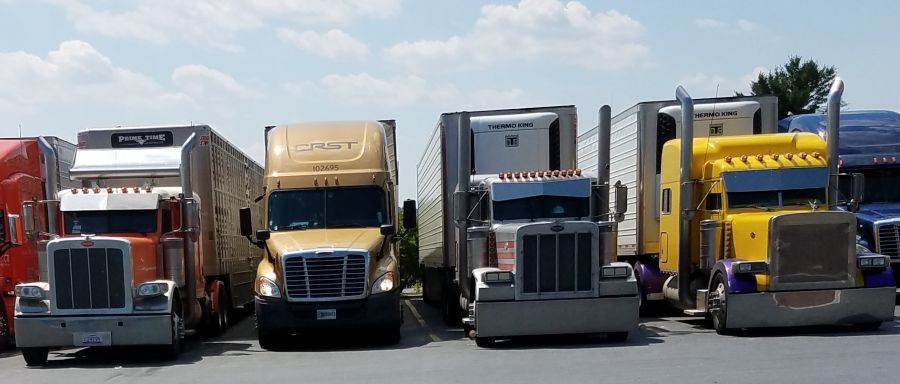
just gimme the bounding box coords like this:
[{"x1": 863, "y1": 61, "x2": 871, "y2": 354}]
[
  {"x1": 52, "y1": 248, "x2": 127, "y2": 310},
  {"x1": 876, "y1": 223, "x2": 900, "y2": 261},
  {"x1": 283, "y1": 254, "x2": 367, "y2": 300},
  {"x1": 770, "y1": 220, "x2": 854, "y2": 290},
  {"x1": 520, "y1": 233, "x2": 593, "y2": 294}
]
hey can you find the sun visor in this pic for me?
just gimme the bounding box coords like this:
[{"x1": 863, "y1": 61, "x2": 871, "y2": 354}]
[
  {"x1": 70, "y1": 147, "x2": 183, "y2": 179},
  {"x1": 491, "y1": 178, "x2": 591, "y2": 201},
  {"x1": 61, "y1": 192, "x2": 160, "y2": 211}
]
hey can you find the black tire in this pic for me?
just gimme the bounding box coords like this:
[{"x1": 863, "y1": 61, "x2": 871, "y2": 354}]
[
  {"x1": 22, "y1": 347, "x2": 49, "y2": 366},
  {"x1": 475, "y1": 337, "x2": 494, "y2": 348},
  {"x1": 258, "y1": 329, "x2": 279, "y2": 351},
  {"x1": 708, "y1": 274, "x2": 731, "y2": 335},
  {"x1": 441, "y1": 277, "x2": 462, "y2": 326},
  {"x1": 853, "y1": 322, "x2": 882, "y2": 332},
  {"x1": 607, "y1": 332, "x2": 629, "y2": 342},
  {"x1": 0, "y1": 310, "x2": 11, "y2": 351},
  {"x1": 209, "y1": 286, "x2": 230, "y2": 337},
  {"x1": 380, "y1": 324, "x2": 402, "y2": 345},
  {"x1": 163, "y1": 297, "x2": 183, "y2": 361},
  {"x1": 633, "y1": 261, "x2": 649, "y2": 315}
]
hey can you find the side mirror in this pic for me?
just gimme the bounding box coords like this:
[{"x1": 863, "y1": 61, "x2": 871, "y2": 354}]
[
  {"x1": 380, "y1": 224, "x2": 396, "y2": 236},
  {"x1": 183, "y1": 199, "x2": 199, "y2": 230},
  {"x1": 256, "y1": 229, "x2": 270, "y2": 242},
  {"x1": 402, "y1": 199, "x2": 417, "y2": 230},
  {"x1": 614, "y1": 181, "x2": 628, "y2": 222},
  {"x1": 239, "y1": 207, "x2": 253, "y2": 237},
  {"x1": 21, "y1": 202, "x2": 37, "y2": 239},
  {"x1": 849, "y1": 173, "x2": 865, "y2": 213}
]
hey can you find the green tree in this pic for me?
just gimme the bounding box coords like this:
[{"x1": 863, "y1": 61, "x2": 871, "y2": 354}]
[
  {"x1": 397, "y1": 211, "x2": 420, "y2": 288},
  {"x1": 737, "y1": 56, "x2": 839, "y2": 119}
]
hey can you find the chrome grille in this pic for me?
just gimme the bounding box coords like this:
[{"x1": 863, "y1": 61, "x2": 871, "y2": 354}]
[
  {"x1": 52, "y1": 248, "x2": 127, "y2": 310},
  {"x1": 876, "y1": 222, "x2": 900, "y2": 261},
  {"x1": 769, "y1": 215, "x2": 855, "y2": 291},
  {"x1": 520, "y1": 233, "x2": 593, "y2": 296},
  {"x1": 283, "y1": 253, "x2": 367, "y2": 300}
]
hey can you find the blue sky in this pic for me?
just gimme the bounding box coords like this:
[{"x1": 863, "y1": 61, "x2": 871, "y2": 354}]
[{"x1": 1, "y1": 0, "x2": 898, "y2": 200}]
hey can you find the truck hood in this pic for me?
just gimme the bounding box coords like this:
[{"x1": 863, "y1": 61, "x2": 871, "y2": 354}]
[
  {"x1": 855, "y1": 202, "x2": 900, "y2": 223},
  {"x1": 267, "y1": 228, "x2": 384, "y2": 256}
]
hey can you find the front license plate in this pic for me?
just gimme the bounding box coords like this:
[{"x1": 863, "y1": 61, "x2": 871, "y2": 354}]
[
  {"x1": 317, "y1": 309, "x2": 337, "y2": 320},
  {"x1": 74, "y1": 332, "x2": 111, "y2": 346}
]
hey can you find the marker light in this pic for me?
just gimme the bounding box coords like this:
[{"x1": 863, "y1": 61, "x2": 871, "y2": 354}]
[
  {"x1": 483, "y1": 271, "x2": 513, "y2": 283},
  {"x1": 575, "y1": 169, "x2": 582, "y2": 176},
  {"x1": 82, "y1": 187, "x2": 88, "y2": 194},
  {"x1": 785, "y1": 153, "x2": 794, "y2": 160},
  {"x1": 734, "y1": 261, "x2": 768, "y2": 274},
  {"x1": 601, "y1": 266, "x2": 630, "y2": 278},
  {"x1": 92, "y1": 187, "x2": 99, "y2": 194},
  {"x1": 740, "y1": 155, "x2": 748, "y2": 163},
  {"x1": 873, "y1": 157, "x2": 879, "y2": 164},
  {"x1": 772, "y1": 153, "x2": 780, "y2": 160},
  {"x1": 724, "y1": 156, "x2": 732, "y2": 163},
  {"x1": 567, "y1": 169, "x2": 574, "y2": 176},
  {"x1": 133, "y1": 187, "x2": 140, "y2": 193},
  {"x1": 529, "y1": 171, "x2": 536, "y2": 178},
  {"x1": 106, "y1": 187, "x2": 113, "y2": 193},
  {"x1": 552, "y1": 170, "x2": 560, "y2": 177},
  {"x1": 812, "y1": 152, "x2": 821, "y2": 159},
  {"x1": 883, "y1": 157, "x2": 889, "y2": 164},
  {"x1": 858, "y1": 255, "x2": 888, "y2": 269},
  {"x1": 499, "y1": 172, "x2": 506, "y2": 180},
  {"x1": 756, "y1": 154, "x2": 764, "y2": 162},
  {"x1": 122, "y1": 187, "x2": 128, "y2": 193},
  {"x1": 893, "y1": 156, "x2": 898, "y2": 163},
  {"x1": 514, "y1": 172, "x2": 521, "y2": 179},
  {"x1": 799, "y1": 152, "x2": 807, "y2": 159},
  {"x1": 71, "y1": 188, "x2": 78, "y2": 194}
]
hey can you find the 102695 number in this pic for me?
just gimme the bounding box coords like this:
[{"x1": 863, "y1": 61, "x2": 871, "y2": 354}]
[{"x1": 312, "y1": 164, "x2": 339, "y2": 172}]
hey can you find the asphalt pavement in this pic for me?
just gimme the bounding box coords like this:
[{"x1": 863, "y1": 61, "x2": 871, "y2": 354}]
[{"x1": 1, "y1": 299, "x2": 898, "y2": 384}]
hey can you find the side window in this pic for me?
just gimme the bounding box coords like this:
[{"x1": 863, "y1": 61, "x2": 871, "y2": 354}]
[
  {"x1": 161, "y1": 207, "x2": 173, "y2": 234},
  {"x1": 661, "y1": 188, "x2": 671, "y2": 214},
  {"x1": 705, "y1": 193, "x2": 722, "y2": 210}
]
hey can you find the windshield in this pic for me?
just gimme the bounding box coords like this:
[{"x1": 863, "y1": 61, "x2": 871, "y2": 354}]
[
  {"x1": 64, "y1": 210, "x2": 158, "y2": 234},
  {"x1": 847, "y1": 168, "x2": 900, "y2": 203},
  {"x1": 723, "y1": 167, "x2": 828, "y2": 209},
  {"x1": 493, "y1": 196, "x2": 589, "y2": 221},
  {"x1": 267, "y1": 186, "x2": 387, "y2": 231}
]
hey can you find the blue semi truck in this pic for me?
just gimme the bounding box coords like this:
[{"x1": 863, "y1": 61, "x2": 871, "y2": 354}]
[{"x1": 780, "y1": 110, "x2": 900, "y2": 290}]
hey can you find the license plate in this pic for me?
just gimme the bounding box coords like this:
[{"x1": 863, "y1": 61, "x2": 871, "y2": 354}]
[
  {"x1": 75, "y1": 332, "x2": 111, "y2": 346},
  {"x1": 317, "y1": 309, "x2": 337, "y2": 320}
]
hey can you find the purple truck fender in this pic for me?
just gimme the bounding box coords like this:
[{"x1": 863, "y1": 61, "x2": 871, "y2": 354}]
[
  {"x1": 711, "y1": 259, "x2": 758, "y2": 294},
  {"x1": 862, "y1": 263, "x2": 895, "y2": 288},
  {"x1": 634, "y1": 261, "x2": 666, "y2": 295}
]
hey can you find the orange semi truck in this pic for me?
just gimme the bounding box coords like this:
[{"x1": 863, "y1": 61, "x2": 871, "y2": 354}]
[
  {"x1": 0, "y1": 137, "x2": 75, "y2": 350},
  {"x1": 14, "y1": 125, "x2": 263, "y2": 365}
]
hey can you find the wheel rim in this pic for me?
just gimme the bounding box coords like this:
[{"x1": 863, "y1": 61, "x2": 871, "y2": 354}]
[{"x1": 709, "y1": 280, "x2": 727, "y2": 328}]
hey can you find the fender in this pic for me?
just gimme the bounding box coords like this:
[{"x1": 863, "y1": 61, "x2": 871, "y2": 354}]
[
  {"x1": 471, "y1": 267, "x2": 510, "y2": 302},
  {"x1": 711, "y1": 259, "x2": 758, "y2": 294},
  {"x1": 133, "y1": 280, "x2": 178, "y2": 313},
  {"x1": 634, "y1": 261, "x2": 666, "y2": 295},
  {"x1": 858, "y1": 256, "x2": 895, "y2": 288}
]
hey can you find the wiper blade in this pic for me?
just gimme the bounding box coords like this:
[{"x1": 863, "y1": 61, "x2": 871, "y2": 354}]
[
  {"x1": 280, "y1": 224, "x2": 309, "y2": 231},
  {"x1": 328, "y1": 223, "x2": 367, "y2": 228}
]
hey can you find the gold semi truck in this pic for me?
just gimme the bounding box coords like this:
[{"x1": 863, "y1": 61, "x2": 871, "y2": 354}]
[{"x1": 240, "y1": 120, "x2": 407, "y2": 348}]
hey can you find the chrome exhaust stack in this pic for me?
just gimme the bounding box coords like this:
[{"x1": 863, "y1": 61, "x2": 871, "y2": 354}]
[{"x1": 676, "y1": 85, "x2": 695, "y2": 307}]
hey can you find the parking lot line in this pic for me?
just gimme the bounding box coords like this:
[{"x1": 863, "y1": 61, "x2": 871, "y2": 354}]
[{"x1": 404, "y1": 299, "x2": 441, "y2": 342}]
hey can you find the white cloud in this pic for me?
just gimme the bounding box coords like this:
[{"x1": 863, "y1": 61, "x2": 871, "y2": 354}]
[
  {"x1": 695, "y1": 18, "x2": 760, "y2": 33},
  {"x1": 679, "y1": 66, "x2": 769, "y2": 97},
  {"x1": 384, "y1": 0, "x2": 649, "y2": 71},
  {"x1": 277, "y1": 28, "x2": 369, "y2": 60},
  {"x1": 172, "y1": 64, "x2": 262, "y2": 100},
  {"x1": 0, "y1": 40, "x2": 191, "y2": 113},
  {"x1": 285, "y1": 72, "x2": 530, "y2": 110},
  {"x1": 50, "y1": 0, "x2": 399, "y2": 50}
]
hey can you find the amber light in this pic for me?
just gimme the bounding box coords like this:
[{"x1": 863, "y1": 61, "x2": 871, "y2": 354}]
[
  {"x1": 575, "y1": 169, "x2": 582, "y2": 176},
  {"x1": 724, "y1": 156, "x2": 732, "y2": 163},
  {"x1": 756, "y1": 154, "x2": 764, "y2": 162},
  {"x1": 799, "y1": 152, "x2": 807, "y2": 159},
  {"x1": 772, "y1": 154, "x2": 780, "y2": 160},
  {"x1": 785, "y1": 153, "x2": 794, "y2": 160},
  {"x1": 812, "y1": 151, "x2": 821, "y2": 159},
  {"x1": 740, "y1": 155, "x2": 748, "y2": 163}
]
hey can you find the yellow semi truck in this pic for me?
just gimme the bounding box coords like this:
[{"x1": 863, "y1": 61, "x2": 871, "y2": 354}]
[{"x1": 239, "y1": 120, "x2": 408, "y2": 348}]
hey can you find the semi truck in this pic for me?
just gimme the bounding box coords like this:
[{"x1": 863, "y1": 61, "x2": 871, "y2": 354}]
[
  {"x1": 0, "y1": 137, "x2": 75, "y2": 349},
  {"x1": 780, "y1": 109, "x2": 900, "y2": 290},
  {"x1": 577, "y1": 81, "x2": 896, "y2": 333},
  {"x1": 414, "y1": 106, "x2": 638, "y2": 346},
  {"x1": 240, "y1": 120, "x2": 404, "y2": 349},
  {"x1": 14, "y1": 125, "x2": 263, "y2": 365}
]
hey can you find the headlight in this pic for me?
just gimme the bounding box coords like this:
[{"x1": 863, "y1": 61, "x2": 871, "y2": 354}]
[
  {"x1": 256, "y1": 276, "x2": 281, "y2": 298},
  {"x1": 135, "y1": 282, "x2": 168, "y2": 298},
  {"x1": 601, "y1": 266, "x2": 630, "y2": 278},
  {"x1": 733, "y1": 261, "x2": 768, "y2": 274},
  {"x1": 483, "y1": 271, "x2": 513, "y2": 283},
  {"x1": 15, "y1": 283, "x2": 48, "y2": 300},
  {"x1": 858, "y1": 255, "x2": 888, "y2": 269},
  {"x1": 372, "y1": 272, "x2": 395, "y2": 294}
]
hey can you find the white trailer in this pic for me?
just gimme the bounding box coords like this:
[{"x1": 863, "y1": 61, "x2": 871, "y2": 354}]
[{"x1": 577, "y1": 96, "x2": 778, "y2": 258}]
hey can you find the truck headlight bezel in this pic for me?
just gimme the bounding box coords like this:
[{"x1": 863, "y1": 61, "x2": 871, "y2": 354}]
[
  {"x1": 858, "y1": 255, "x2": 889, "y2": 269},
  {"x1": 15, "y1": 283, "x2": 49, "y2": 300},
  {"x1": 483, "y1": 271, "x2": 513, "y2": 283},
  {"x1": 733, "y1": 261, "x2": 768, "y2": 275},
  {"x1": 135, "y1": 282, "x2": 169, "y2": 298},
  {"x1": 600, "y1": 266, "x2": 630, "y2": 279},
  {"x1": 371, "y1": 271, "x2": 396, "y2": 294},
  {"x1": 256, "y1": 276, "x2": 282, "y2": 298}
]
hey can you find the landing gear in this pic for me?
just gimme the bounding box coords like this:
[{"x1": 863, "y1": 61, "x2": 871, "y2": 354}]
[{"x1": 708, "y1": 274, "x2": 731, "y2": 335}]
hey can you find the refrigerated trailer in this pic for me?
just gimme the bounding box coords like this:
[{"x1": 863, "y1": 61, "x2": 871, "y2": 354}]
[
  {"x1": 415, "y1": 106, "x2": 638, "y2": 345},
  {"x1": 15, "y1": 125, "x2": 263, "y2": 364}
]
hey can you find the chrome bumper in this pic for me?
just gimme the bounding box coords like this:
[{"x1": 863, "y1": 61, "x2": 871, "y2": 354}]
[
  {"x1": 474, "y1": 296, "x2": 639, "y2": 338},
  {"x1": 14, "y1": 314, "x2": 172, "y2": 348},
  {"x1": 726, "y1": 286, "x2": 896, "y2": 329}
]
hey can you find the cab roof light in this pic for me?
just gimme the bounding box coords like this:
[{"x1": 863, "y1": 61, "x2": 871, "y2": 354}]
[
  {"x1": 812, "y1": 151, "x2": 821, "y2": 159},
  {"x1": 756, "y1": 154, "x2": 764, "y2": 162},
  {"x1": 514, "y1": 171, "x2": 521, "y2": 179},
  {"x1": 145, "y1": 186, "x2": 153, "y2": 192},
  {"x1": 106, "y1": 187, "x2": 113, "y2": 193},
  {"x1": 839, "y1": 159, "x2": 843, "y2": 168},
  {"x1": 71, "y1": 187, "x2": 78, "y2": 194},
  {"x1": 82, "y1": 187, "x2": 88, "y2": 194},
  {"x1": 575, "y1": 168, "x2": 582, "y2": 176},
  {"x1": 566, "y1": 169, "x2": 574, "y2": 176},
  {"x1": 121, "y1": 187, "x2": 128, "y2": 193},
  {"x1": 798, "y1": 152, "x2": 807, "y2": 159},
  {"x1": 552, "y1": 170, "x2": 560, "y2": 177},
  {"x1": 92, "y1": 187, "x2": 100, "y2": 194},
  {"x1": 785, "y1": 153, "x2": 794, "y2": 160},
  {"x1": 724, "y1": 156, "x2": 732, "y2": 163},
  {"x1": 133, "y1": 187, "x2": 140, "y2": 193},
  {"x1": 740, "y1": 155, "x2": 748, "y2": 163},
  {"x1": 499, "y1": 172, "x2": 506, "y2": 180},
  {"x1": 873, "y1": 157, "x2": 879, "y2": 164},
  {"x1": 883, "y1": 156, "x2": 889, "y2": 164},
  {"x1": 771, "y1": 153, "x2": 780, "y2": 161}
]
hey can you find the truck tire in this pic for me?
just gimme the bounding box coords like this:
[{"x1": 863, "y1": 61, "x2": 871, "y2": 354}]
[
  {"x1": 853, "y1": 322, "x2": 882, "y2": 332},
  {"x1": 21, "y1": 347, "x2": 49, "y2": 366},
  {"x1": 0, "y1": 310, "x2": 10, "y2": 351},
  {"x1": 708, "y1": 274, "x2": 731, "y2": 335},
  {"x1": 163, "y1": 297, "x2": 184, "y2": 360},
  {"x1": 379, "y1": 324, "x2": 402, "y2": 345},
  {"x1": 258, "y1": 329, "x2": 279, "y2": 351},
  {"x1": 209, "y1": 284, "x2": 230, "y2": 336}
]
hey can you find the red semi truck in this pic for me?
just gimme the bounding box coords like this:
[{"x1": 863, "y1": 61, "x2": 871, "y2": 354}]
[{"x1": 0, "y1": 137, "x2": 75, "y2": 349}]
